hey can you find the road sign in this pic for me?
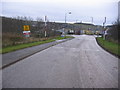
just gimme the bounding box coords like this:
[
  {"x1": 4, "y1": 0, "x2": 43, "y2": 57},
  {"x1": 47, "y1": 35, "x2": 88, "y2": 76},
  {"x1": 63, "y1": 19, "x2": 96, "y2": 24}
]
[
  {"x1": 23, "y1": 31, "x2": 30, "y2": 34},
  {"x1": 23, "y1": 25, "x2": 30, "y2": 31},
  {"x1": 23, "y1": 31, "x2": 30, "y2": 37}
]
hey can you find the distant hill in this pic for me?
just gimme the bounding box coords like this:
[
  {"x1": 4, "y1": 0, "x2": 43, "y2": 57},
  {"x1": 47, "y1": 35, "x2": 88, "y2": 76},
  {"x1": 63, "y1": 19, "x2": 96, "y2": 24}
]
[{"x1": 2, "y1": 16, "x2": 103, "y2": 35}]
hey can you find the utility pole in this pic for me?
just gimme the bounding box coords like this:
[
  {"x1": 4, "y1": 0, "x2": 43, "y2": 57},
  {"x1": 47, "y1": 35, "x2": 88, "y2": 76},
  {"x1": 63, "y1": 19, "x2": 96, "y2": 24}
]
[
  {"x1": 76, "y1": 20, "x2": 78, "y2": 23},
  {"x1": 91, "y1": 17, "x2": 93, "y2": 24},
  {"x1": 65, "y1": 13, "x2": 67, "y2": 23},
  {"x1": 44, "y1": 16, "x2": 47, "y2": 37},
  {"x1": 103, "y1": 17, "x2": 106, "y2": 40}
]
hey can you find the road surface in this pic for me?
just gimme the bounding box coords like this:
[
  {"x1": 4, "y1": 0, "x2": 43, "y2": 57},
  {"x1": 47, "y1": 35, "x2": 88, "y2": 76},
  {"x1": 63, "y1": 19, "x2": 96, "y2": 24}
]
[
  {"x1": 2, "y1": 35, "x2": 118, "y2": 88},
  {"x1": 2, "y1": 38, "x2": 71, "y2": 68}
]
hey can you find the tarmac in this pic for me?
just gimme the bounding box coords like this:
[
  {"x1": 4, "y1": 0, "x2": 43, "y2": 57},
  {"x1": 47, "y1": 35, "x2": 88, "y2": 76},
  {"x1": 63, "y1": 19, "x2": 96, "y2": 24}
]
[{"x1": 2, "y1": 38, "x2": 73, "y2": 69}]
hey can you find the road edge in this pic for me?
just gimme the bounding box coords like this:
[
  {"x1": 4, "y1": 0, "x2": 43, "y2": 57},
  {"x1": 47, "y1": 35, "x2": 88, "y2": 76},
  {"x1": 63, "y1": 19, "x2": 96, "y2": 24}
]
[
  {"x1": 1, "y1": 38, "x2": 74, "y2": 69},
  {"x1": 95, "y1": 37, "x2": 120, "y2": 59}
]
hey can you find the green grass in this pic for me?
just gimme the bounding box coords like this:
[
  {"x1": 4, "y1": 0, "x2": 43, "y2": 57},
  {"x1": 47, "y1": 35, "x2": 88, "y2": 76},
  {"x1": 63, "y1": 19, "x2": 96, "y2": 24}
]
[
  {"x1": 2, "y1": 36, "x2": 74, "y2": 54},
  {"x1": 54, "y1": 36, "x2": 74, "y2": 40},
  {"x1": 2, "y1": 39, "x2": 55, "y2": 54},
  {"x1": 96, "y1": 37, "x2": 120, "y2": 56}
]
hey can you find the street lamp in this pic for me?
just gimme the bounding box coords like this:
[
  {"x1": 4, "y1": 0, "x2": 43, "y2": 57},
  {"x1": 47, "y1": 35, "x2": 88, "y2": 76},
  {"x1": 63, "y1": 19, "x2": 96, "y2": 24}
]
[
  {"x1": 63, "y1": 12, "x2": 71, "y2": 37},
  {"x1": 65, "y1": 12, "x2": 71, "y2": 23}
]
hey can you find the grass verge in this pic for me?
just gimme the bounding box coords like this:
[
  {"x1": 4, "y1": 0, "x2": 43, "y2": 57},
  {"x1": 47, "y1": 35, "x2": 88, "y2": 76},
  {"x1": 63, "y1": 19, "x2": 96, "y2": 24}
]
[
  {"x1": 54, "y1": 36, "x2": 74, "y2": 40},
  {"x1": 96, "y1": 37, "x2": 120, "y2": 58},
  {"x1": 2, "y1": 36, "x2": 74, "y2": 54}
]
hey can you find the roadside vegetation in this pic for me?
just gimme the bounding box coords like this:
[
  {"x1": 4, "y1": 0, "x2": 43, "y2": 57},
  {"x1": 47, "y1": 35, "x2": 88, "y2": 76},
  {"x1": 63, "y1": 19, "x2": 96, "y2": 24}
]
[
  {"x1": 2, "y1": 33, "x2": 58, "y2": 48},
  {"x1": 96, "y1": 37, "x2": 120, "y2": 57},
  {"x1": 96, "y1": 18, "x2": 120, "y2": 57},
  {"x1": 1, "y1": 16, "x2": 74, "y2": 54},
  {"x1": 2, "y1": 36, "x2": 74, "y2": 54},
  {"x1": 1, "y1": 16, "x2": 102, "y2": 54}
]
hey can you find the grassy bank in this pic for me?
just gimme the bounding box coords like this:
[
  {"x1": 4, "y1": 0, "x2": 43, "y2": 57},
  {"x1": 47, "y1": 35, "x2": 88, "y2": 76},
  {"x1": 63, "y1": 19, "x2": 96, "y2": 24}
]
[
  {"x1": 96, "y1": 37, "x2": 120, "y2": 57},
  {"x1": 2, "y1": 36, "x2": 74, "y2": 54},
  {"x1": 54, "y1": 36, "x2": 74, "y2": 40}
]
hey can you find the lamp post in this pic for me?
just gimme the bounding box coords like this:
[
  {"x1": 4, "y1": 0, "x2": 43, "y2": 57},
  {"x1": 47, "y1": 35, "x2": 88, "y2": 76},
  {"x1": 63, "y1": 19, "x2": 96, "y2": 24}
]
[
  {"x1": 65, "y1": 12, "x2": 71, "y2": 23},
  {"x1": 64, "y1": 12, "x2": 71, "y2": 37}
]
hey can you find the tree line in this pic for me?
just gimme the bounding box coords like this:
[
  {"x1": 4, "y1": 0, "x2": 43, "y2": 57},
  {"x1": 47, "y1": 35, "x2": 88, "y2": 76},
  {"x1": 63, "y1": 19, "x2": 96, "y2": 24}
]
[
  {"x1": 2, "y1": 16, "x2": 63, "y2": 37},
  {"x1": 106, "y1": 19, "x2": 120, "y2": 43},
  {"x1": 2, "y1": 16, "x2": 102, "y2": 37}
]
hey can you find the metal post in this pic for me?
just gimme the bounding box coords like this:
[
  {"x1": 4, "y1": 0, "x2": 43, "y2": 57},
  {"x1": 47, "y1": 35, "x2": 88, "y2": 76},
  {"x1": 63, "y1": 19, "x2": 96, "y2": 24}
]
[
  {"x1": 45, "y1": 16, "x2": 47, "y2": 26},
  {"x1": 45, "y1": 31, "x2": 47, "y2": 37},
  {"x1": 45, "y1": 16, "x2": 47, "y2": 37},
  {"x1": 65, "y1": 13, "x2": 67, "y2": 23},
  {"x1": 91, "y1": 17, "x2": 93, "y2": 24},
  {"x1": 103, "y1": 17, "x2": 106, "y2": 40},
  {"x1": 64, "y1": 12, "x2": 71, "y2": 36}
]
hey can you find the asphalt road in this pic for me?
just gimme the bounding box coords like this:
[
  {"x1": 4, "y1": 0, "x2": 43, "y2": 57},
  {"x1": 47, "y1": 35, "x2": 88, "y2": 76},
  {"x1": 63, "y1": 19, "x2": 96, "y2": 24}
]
[
  {"x1": 2, "y1": 35, "x2": 118, "y2": 88},
  {"x1": 2, "y1": 38, "x2": 71, "y2": 68}
]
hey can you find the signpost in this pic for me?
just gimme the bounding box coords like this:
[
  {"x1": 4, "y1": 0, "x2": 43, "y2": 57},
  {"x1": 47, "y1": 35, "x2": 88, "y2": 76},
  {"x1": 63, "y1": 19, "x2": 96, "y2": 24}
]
[{"x1": 23, "y1": 25, "x2": 30, "y2": 37}]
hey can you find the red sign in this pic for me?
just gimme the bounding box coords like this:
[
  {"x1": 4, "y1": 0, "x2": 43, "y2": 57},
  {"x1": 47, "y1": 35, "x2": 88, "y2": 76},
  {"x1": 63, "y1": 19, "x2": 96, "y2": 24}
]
[
  {"x1": 23, "y1": 31, "x2": 31, "y2": 35},
  {"x1": 23, "y1": 32, "x2": 30, "y2": 35}
]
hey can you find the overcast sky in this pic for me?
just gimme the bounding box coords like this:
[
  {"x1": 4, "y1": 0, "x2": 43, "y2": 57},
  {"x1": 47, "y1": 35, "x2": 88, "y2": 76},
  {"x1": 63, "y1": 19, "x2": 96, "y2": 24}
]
[{"x1": 1, "y1": 0, "x2": 119, "y2": 25}]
